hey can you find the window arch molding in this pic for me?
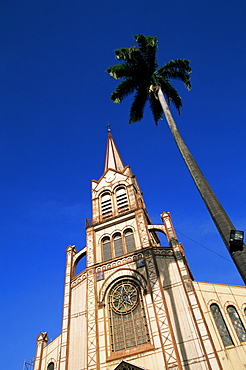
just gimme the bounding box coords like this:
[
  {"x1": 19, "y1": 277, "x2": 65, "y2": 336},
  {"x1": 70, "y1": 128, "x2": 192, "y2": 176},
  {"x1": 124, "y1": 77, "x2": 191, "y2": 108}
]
[
  {"x1": 112, "y1": 182, "x2": 128, "y2": 193},
  {"x1": 98, "y1": 267, "x2": 148, "y2": 304},
  {"x1": 241, "y1": 303, "x2": 246, "y2": 312},
  {"x1": 223, "y1": 300, "x2": 239, "y2": 310},
  {"x1": 122, "y1": 225, "x2": 135, "y2": 233},
  {"x1": 100, "y1": 190, "x2": 112, "y2": 198}
]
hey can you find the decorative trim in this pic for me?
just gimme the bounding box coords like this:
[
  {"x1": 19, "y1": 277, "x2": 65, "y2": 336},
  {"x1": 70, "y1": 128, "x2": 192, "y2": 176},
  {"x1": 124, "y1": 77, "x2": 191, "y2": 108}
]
[
  {"x1": 99, "y1": 266, "x2": 147, "y2": 304},
  {"x1": 136, "y1": 213, "x2": 149, "y2": 248},
  {"x1": 71, "y1": 272, "x2": 87, "y2": 288},
  {"x1": 96, "y1": 253, "x2": 143, "y2": 273},
  {"x1": 86, "y1": 230, "x2": 94, "y2": 267}
]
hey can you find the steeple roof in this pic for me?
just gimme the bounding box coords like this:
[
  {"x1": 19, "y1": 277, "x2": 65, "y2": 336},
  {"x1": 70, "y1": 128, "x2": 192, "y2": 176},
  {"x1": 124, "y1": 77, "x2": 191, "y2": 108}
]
[{"x1": 104, "y1": 129, "x2": 125, "y2": 173}]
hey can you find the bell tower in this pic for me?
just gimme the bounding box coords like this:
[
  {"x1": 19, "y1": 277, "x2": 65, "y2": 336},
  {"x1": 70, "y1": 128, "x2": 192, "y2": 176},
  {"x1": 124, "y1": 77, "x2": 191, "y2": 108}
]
[
  {"x1": 86, "y1": 128, "x2": 157, "y2": 269},
  {"x1": 34, "y1": 130, "x2": 223, "y2": 370}
]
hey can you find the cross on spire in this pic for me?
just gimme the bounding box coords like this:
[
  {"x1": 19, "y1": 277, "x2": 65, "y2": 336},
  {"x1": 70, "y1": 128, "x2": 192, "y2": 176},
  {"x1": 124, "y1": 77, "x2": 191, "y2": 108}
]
[{"x1": 106, "y1": 122, "x2": 111, "y2": 132}]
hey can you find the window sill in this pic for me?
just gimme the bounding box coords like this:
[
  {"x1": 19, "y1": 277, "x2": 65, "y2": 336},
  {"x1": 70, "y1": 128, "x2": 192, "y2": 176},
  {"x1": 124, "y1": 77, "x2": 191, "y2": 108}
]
[{"x1": 106, "y1": 343, "x2": 154, "y2": 361}]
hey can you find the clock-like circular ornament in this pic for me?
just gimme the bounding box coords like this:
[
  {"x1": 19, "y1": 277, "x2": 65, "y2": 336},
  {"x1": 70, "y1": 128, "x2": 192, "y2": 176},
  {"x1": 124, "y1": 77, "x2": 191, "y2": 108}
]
[
  {"x1": 111, "y1": 281, "x2": 139, "y2": 314},
  {"x1": 105, "y1": 173, "x2": 115, "y2": 183}
]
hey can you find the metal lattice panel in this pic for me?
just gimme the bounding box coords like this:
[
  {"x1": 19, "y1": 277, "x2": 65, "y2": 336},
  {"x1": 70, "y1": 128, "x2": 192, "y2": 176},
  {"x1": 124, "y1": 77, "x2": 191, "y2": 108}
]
[
  {"x1": 87, "y1": 271, "x2": 98, "y2": 369},
  {"x1": 144, "y1": 250, "x2": 180, "y2": 368}
]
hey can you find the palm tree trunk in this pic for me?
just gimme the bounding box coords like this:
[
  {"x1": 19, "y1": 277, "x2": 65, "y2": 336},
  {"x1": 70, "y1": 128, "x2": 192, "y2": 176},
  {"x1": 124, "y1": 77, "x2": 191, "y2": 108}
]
[{"x1": 157, "y1": 88, "x2": 246, "y2": 284}]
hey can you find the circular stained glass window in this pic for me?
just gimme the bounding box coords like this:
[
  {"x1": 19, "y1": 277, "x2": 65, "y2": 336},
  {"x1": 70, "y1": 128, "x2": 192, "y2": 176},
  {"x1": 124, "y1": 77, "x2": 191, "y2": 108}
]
[{"x1": 111, "y1": 281, "x2": 139, "y2": 314}]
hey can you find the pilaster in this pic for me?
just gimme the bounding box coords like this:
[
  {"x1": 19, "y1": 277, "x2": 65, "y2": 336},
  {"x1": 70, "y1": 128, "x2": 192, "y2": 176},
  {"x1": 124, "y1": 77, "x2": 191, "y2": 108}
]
[
  {"x1": 60, "y1": 245, "x2": 76, "y2": 370},
  {"x1": 34, "y1": 332, "x2": 48, "y2": 370}
]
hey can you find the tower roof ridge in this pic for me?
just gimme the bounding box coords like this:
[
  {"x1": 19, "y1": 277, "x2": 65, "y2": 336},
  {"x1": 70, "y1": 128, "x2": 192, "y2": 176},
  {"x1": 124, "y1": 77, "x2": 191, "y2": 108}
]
[{"x1": 104, "y1": 130, "x2": 125, "y2": 173}]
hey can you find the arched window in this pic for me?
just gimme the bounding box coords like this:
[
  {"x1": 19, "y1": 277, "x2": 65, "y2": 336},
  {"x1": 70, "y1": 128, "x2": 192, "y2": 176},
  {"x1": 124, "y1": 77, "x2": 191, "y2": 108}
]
[
  {"x1": 113, "y1": 233, "x2": 123, "y2": 257},
  {"x1": 210, "y1": 304, "x2": 233, "y2": 346},
  {"x1": 116, "y1": 187, "x2": 129, "y2": 213},
  {"x1": 47, "y1": 363, "x2": 54, "y2": 370},
  {"x1": 101, "y1": 192, "x2": 112, "y2": 219},
  {"x1": 124, "y1": 229, "x2": 135, "y2": 253},
  {"x1": 102, "y1": 237, "x2": 111, "y2": 261},
  {"x1": 108, "y1": 279, "x2": 150, "y2": 352},
  {"x1": 227, "y1": 305, "x2": 246, "y2": 342}
]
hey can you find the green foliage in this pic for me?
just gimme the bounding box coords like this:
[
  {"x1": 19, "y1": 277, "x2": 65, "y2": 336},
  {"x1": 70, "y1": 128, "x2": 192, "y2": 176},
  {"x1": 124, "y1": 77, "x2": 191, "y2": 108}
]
[{"x1": 106, "y1": 34, "x2": 192, "y2": 125}]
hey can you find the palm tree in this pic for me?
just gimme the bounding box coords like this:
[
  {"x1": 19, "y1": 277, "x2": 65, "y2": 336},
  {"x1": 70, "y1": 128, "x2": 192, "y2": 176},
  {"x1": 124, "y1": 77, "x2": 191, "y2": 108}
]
[{"x1": 106, "y1": 34, "x2": 246, "y2": 284}]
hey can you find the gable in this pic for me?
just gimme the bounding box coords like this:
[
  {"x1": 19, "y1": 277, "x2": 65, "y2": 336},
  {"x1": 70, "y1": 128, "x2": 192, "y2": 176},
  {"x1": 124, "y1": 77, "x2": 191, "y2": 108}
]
[{"x1": 114, "y1": 360, "x2": 147, "y2": 370}]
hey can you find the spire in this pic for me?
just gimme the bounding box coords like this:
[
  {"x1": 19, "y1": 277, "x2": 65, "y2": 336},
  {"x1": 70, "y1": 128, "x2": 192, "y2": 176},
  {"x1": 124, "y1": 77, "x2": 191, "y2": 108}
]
[{"x1": 104, "y1": 129, "x2": 125, "y2": 173}]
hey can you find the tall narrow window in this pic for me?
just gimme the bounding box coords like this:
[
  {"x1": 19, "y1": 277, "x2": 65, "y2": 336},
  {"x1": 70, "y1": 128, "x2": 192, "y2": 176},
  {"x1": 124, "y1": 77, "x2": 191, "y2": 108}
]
[
  {"x1": 102, "y1": 237, "x2": 111, "y2": 261},
  {"x1": 108, "y1": 279, "x2": 150, "y2": 352},
  {"x1": 47, "y1": 363, "x2": 54, "y2": 370},
  {"x1": 227, "y1": 305, "x2": 246, "y2": 342},
  {"x1": 124, "y1": 229, "x2": 135, "y2": 253},
  {"x1": 116, "y1": 187, "x2": 129, "y2": 213},
  {"x1": 113, "y1": 233, "x2": 123, "y2": 257},
  {"x1": 101, "y1": 192, "x2": 112, "y2": 219},
  {"x1": 210, "y1": 304, "x2": 233, "y2": 346}
]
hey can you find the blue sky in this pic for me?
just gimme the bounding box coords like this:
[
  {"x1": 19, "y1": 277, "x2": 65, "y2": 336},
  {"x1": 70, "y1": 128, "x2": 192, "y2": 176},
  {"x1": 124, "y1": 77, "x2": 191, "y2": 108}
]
[{"x1": 1, "y1": 1, "x2": 246, "y2": 368}]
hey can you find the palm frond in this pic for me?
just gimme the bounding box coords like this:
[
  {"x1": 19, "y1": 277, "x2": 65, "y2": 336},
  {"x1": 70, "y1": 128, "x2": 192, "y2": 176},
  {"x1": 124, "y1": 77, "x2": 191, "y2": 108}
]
[
  {"x1": 129, "y1": 89, "x2": 148, "y2": 123},
  {"x1": 134, "y1": 35, "x2": 157, "y2": 58},
  {"x1": 111, "y1": 79, "x2": 136, "y2": 104},
  {"x1": 159, "y1": 59, "x2": 191, "y2": 74},
  {"x1": 114, "y1": 46, "x2": 142, "y2": 65},
  {"x1": 134, "y1": 34, "x2": 158, "y2": 72},
  {"x1": 158, "y1": 78, "x2": 182, "y2": 113},
  {"x1": 148, "y1": 94, "x2": 163, "y2": 125},
  {"x1": 157, "y1": 59, "x2": 192, "y2": 90},
  {"x1": 114, "y1": 48, "x2": 131, "y2": 62},
  {"x1": 107, "y1": 35, "x2": 192, "y2": 122},
  {"x1": 106, "y1": 64, "x2": 135, "y2": 80}
]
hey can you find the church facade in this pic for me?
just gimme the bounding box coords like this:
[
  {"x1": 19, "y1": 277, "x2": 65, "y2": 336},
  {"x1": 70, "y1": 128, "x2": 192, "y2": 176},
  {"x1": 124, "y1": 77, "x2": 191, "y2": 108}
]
[{"x1": 34, "y1": 131, "x2": 246, "y2": 370}]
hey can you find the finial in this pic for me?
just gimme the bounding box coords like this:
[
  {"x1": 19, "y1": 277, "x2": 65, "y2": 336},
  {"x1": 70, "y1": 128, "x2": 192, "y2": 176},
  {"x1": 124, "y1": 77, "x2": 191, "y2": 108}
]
[{"x1": 106, "y1": 122, "x2": 111, "y2": 132}]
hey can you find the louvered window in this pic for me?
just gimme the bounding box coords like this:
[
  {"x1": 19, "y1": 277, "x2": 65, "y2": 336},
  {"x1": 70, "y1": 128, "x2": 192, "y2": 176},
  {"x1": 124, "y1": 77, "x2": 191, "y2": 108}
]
[
  {"x1": 227, "y1": 306, "x2": 246, "y2": 342},
  {"x1": 210, "y1": 304, "x2": 233, "y2": 346},
  {"x1": 101, "y1": 192, "x2": 112, "y2": 219},
  {"x1": 116, "y1": 187, "x2": 129, "y2": 213},
  {"x1": 124, "y1": 229, "x2": 135, "y2": 253},
  {"x1": 102, "y1": 237, "x2": 112, "y2": 261},
  {"x1": 113, "y1": 233, "x2": 123, "y2": 257}
]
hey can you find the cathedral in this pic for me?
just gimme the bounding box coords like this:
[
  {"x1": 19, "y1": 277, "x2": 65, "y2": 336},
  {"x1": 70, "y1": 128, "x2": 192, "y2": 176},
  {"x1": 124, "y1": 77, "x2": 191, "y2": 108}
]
[{"x1": 33, "y1": 130, "x2": 246, "y2": 370}]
